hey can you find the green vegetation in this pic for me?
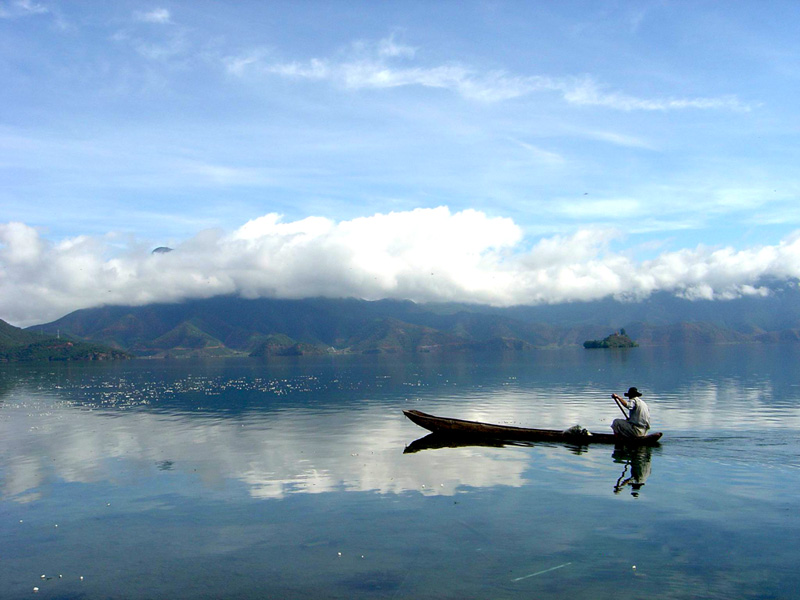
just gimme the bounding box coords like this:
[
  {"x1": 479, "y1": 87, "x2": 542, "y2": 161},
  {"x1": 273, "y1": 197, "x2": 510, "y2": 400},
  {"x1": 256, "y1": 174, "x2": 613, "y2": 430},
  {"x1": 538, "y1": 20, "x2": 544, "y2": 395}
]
[
  {"x1": 0, "y1": 319, "x2": 131, "y2": 362},
  {"x1": 249, "y1": 334, "x2": 327, "y2": 357},
  {"x1": 0, "y1": 337, "x2": 132, "y2": 361},
  {"x1": 583, "y1": 329, "x2": 638, "y2": 349}
]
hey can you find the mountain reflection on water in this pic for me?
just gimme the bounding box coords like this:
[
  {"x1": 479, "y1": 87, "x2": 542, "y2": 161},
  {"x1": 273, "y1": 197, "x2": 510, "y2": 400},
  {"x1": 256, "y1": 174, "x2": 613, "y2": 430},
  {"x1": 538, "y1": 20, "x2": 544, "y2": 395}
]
[{"x1": 2, "y1": 347, "x2": 800, "y2": 599}]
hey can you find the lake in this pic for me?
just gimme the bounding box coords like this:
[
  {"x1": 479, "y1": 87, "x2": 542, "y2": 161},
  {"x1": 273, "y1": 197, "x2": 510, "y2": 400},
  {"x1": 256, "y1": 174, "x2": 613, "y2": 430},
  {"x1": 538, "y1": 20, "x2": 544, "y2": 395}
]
[{"x1": 2, "y1": 345, "x2": 800, "y2": 599}]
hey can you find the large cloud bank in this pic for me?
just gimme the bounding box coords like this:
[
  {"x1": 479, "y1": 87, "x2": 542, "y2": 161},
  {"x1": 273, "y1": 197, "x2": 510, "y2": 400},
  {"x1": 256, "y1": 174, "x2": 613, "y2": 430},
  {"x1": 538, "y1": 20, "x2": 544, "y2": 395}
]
[{"x1": 2, "y1": 207, "x2": 800, "y2": 327}]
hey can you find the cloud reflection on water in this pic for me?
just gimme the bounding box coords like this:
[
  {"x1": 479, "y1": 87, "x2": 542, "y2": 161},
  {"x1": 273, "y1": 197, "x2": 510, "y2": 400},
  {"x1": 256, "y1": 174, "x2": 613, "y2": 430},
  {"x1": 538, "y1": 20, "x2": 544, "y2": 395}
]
[
  {"x1": 2, "y1": 348, "x2": 800, "y2": 504},
  {"x1": 0, "y1": 399, "x2": 540, "y2": 503}
]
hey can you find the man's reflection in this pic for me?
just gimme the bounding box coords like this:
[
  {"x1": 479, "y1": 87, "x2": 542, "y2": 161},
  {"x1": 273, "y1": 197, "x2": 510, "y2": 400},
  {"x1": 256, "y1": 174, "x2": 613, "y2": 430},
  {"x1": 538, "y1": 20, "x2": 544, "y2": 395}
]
[{"x1": 612, "y1": 446, "x2": 652, "y2": 497}]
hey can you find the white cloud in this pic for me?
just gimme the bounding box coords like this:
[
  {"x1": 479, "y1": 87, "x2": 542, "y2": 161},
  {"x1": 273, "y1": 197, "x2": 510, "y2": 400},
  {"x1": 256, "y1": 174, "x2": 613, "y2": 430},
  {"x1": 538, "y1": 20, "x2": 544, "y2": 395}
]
[
  {"x1": 3, "y1": 209, "x2": 800, "y2": 327},
  {"x1": 135, "y1": 8, "x2": 171, "y2": 24},
  {"x1": 563, "y1": 77, "x2": 751, "y2": 112},
  {"x1": 0, "y1": 0, "x2": 47, "y2": 18},
  {"x1": 233, "y1": 214, "x2": 334, "y2": 241},
  {"x1": 224, "y1": 49, "x2": 270, "y2": 77},
  {"x1": 227, "y1": 35, "x2": 752, "y2": 111},
  {"x1": 0, "y1": 221, "x2": 45, "y2": 265},
  {"x1": 377, "y1": 35, "x2": 416, "y2": 59},
  {"x1": 257, "y1": 56, "x2": 553, "y2": 102}
]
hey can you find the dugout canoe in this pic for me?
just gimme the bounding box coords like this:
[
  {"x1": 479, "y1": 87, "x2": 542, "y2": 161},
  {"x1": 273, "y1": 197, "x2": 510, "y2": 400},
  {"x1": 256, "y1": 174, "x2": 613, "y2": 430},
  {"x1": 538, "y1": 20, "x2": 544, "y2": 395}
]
[{"x1": 403, "y1": 409, "x2": 662, "y2": 446}]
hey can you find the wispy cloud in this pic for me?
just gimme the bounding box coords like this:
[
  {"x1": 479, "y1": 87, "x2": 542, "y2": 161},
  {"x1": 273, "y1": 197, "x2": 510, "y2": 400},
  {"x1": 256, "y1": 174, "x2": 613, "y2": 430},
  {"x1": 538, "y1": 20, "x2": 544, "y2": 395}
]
[
  {"x1": 581, "y1": 130, "x2": 656, "y2": 149},
  {"x1": 0, "y1": 0, "x2": 48, "y2": 18},
  {"x1": 135, "y1": 8, "x2": 171, "y2": 24},
  {"x1": 253, "y1": 56, "x2": 557, "y2": 102},
  {"x1": 226, "y1": 36, "x2": 753, "y2": 111},
  {"x1": 176, "y1": 160, "x2": 273, "y2": 186},
  {"x1": 563, "y1": 77, "x2": 751, "y2": 112},
  {"x1": 507, "y1": 138, "x2": 565, "y2": 165},
  {"x1": 377, "y1": 35, "x2": 416, "y2": 59},
  {"x1": 111, "y1": 12, "x2": 189, "y2": 63}
]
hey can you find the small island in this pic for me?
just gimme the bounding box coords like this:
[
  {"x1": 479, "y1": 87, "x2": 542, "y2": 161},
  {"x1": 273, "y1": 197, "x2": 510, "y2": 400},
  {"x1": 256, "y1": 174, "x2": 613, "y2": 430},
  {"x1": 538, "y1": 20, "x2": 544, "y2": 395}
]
[{"x1": 583, "y1": 329, "x2": 638, "y2": 349}]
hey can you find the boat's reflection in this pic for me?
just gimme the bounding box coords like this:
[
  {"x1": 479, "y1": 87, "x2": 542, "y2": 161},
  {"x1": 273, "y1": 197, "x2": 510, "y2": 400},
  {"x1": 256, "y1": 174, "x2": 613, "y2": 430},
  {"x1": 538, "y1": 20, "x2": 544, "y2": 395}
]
[
  {"x1": 404, "y1": 433, "x2": 655, "y2": 496},
  {"x1": 403, "y1": 433, "x2": 512, "y2": 453},
  {"x1": 404, "y1": 432, "x2": 595, "y2": 454}
]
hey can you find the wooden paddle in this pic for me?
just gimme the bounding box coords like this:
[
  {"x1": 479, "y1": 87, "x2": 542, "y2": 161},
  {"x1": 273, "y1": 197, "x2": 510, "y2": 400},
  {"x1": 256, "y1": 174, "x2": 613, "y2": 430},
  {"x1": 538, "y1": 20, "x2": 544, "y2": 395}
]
[{"x1": 612, "y1": 393, "x2": 629, "y2": 418}]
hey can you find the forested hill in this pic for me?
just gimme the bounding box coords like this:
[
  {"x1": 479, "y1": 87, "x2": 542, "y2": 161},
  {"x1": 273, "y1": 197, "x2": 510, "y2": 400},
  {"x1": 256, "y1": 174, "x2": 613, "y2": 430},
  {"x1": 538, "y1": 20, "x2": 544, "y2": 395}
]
[
  {"x1": 22, "y1": 283, "x2": 800, "y2": 358},
  {"x1": 0, "y1": 319, "x2": 131, "y2": 362}
]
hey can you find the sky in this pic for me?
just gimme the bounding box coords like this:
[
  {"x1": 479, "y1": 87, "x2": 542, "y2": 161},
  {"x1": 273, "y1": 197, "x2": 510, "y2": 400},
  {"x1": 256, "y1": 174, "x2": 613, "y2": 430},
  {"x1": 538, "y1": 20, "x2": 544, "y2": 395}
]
[{"x1": 2, "y1": 0, "x2": 800, "y2": 326}]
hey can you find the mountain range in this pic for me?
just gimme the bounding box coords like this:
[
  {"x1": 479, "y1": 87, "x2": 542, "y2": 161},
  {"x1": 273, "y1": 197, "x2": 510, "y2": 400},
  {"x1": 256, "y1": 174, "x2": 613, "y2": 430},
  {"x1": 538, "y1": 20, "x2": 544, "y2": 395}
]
[{"x1": 17, "y1": 280, "x2": 800, "y2": 358}]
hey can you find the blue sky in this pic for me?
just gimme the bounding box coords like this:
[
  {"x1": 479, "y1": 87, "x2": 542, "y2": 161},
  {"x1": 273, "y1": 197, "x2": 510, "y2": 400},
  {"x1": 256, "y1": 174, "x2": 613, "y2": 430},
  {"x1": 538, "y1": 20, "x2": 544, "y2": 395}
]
[{"x1": 2, "y1": 1, "x2": 800, "y2": 325}]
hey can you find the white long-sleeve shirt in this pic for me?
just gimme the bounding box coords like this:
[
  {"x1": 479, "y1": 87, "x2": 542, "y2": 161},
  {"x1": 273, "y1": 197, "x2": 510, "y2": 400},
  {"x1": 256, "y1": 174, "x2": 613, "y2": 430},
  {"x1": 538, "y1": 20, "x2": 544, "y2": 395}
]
[{"x1": 627, "y1": 397, "x2": 651, "y2": 429}]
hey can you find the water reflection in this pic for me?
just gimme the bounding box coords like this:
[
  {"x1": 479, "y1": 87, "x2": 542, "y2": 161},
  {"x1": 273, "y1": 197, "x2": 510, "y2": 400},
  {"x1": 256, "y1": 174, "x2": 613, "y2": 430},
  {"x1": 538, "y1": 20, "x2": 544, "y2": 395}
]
[
  {"x1": 403, "y1": 432, "x2": 604, "y2": 455},
  {"x1": 403, "y1": 433, "x2": 509, "y2": 453},
  {"x1": 0, "y1": 403, "x2": 536, "y2": 502},
  {"x1": 2, "y1": 346, "x2": 800, "y2": 506},
  {"x1": 3, "y1": 348, "x2": 800, "y2": 599},
  {"x1": 405, "y1": 433, "x2": 657, "y2": 497},
  {"x1": 612, "y1": 446, "x2": 653, "y2": 497}
]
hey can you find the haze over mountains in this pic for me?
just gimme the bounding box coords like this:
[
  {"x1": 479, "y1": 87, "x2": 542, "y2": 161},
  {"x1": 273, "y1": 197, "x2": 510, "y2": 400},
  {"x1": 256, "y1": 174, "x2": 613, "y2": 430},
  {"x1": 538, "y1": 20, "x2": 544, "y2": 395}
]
[{"x1": 20, "y1": 280, "x2": 800, "y2": 358}]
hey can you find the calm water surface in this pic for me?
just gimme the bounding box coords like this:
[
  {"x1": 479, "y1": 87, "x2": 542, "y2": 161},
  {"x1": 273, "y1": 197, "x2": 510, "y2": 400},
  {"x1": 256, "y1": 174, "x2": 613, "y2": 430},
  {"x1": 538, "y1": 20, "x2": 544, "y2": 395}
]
[{"x1": 2, "y1": 346, "x2": 800, "y2": 599}]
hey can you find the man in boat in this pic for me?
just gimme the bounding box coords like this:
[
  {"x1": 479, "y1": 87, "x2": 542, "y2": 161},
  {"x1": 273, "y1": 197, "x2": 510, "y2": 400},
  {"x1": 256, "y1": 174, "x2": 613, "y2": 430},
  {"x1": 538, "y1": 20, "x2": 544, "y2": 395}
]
[{"x1": 610, "y1": 387, "x2": 650, "y2": 437}]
